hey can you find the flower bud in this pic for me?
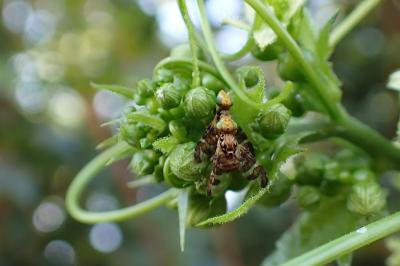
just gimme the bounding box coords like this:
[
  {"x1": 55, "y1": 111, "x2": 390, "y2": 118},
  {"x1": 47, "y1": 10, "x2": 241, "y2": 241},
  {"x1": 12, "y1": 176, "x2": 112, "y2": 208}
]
[
  {"x1": 169, "y1": 120, "x2": 187, "y2": 142},
  {"x1": 295, "y1": 154, "x2": 330, "y2": 185},
  {"x1": 130, "y1": 150, "x2": 158, "y2": 176},
  {"x1": 186, "y1": 193, "x2": 226, "y2": 227},
  {"x1": 156, "y1": 83, "x2": 182, "y2": 110},
  {"x1": 163, "y1": 157, "x2": 187, "y2": 188},
  {"x1": 137, "y1": 79, "x2": 154, "y2": 97},
  {"x1": 154, "y1": 68, "x2": 174, "y2": 85},
  {"x1": 257, "y1": 103, "x2": 290, "y2": 139},
  {"x1": 169, "y1": 142, "x2": 207, "y2": 182},
  {"x1": 201, "y1": 73, "x2": 224, "y2": 93},
  {"x1": 184, "y1": 87, "x2": 216, "y2": 118},
  {"x1": 119, "y1": 122, "x2": 147, "y2": 147},
  {"x1": 297, "y1": 185, "x2": 321, "y2": 209},
  {"x1": 347, "y1": 181, "x2": 386, "y2": 216},
  {"x1": 278, "y1": 52, "x2": 306, "y2": 82},
  {"x1": 251, "y1": 42, "x2": 283, "y2": 61}
]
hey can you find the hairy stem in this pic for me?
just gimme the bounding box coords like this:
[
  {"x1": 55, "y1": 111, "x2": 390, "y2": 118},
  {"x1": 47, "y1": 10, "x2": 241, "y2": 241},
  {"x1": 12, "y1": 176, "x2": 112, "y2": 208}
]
[
  {"x1": 282, "y1": 211, "x2": 400, "y2": 266},
  {"x1": 329, "y1": 0, "x2": 382, "y2": 48},
  {"x1": 196, "y1": 0, "x2": 262, "y2": 108},
  {"x1": 246, "y1": 0, "x2": 400, "y2": 166},
  {"x1": 178, "y1": 0, "x2": 201, "y2": 87},
  {"x1": 245, "y1": 0, "x2": 343, "y2": 120},
  {"x1": 66, "y1": 142, "x2": 177, "y2": 223},
  {"x1": 155, "y1": 57, "x2": 226, "y2": 85}
]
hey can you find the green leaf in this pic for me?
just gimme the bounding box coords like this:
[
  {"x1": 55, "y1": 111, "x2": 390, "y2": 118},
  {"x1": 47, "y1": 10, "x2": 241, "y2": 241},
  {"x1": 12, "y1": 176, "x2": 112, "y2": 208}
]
[
  {"x1": 152, "y1": 136, "x2": 179, "y2": 154},
  {"x1": 316, "y1": 12, "x2": 338, "y2": 60},
  {"x1": 262, "y1": 196, "x2": 362, "y2": 266},
  {"x1": 178, "y1": 188, "x2": 189, "y2": 252},
  {"x1": 388, "y1": 70, "x2": 400, "y2": 91},
  {"x1": 232, "y1": 65, "x2": 266, "y2": 135},
  {"x1": 91, "y1": 82, "x2": 134, "y2": 99},
  {"x1": 126, "y1": 111, "x2": 166, "y2": 132},
  {"x1": 197, "y1": 186, "x2": 268, "y2": 226},
  {"x1": 96, "y1": 135, "x2": 119, "y2": 150}
]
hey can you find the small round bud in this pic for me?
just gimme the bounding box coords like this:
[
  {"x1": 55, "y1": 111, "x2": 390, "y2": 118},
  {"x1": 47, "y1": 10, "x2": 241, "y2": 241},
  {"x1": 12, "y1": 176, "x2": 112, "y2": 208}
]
[
  {"x1": 137, "y1": 79, "x2": 154, "y2": 97},
  {"x1": 184, "y1": 87, "x2": 216, "y2": 118},
  {"x1": 202, "y1": 73, "x2": 224, "y2": 93},
  {"x1": 169, "y1": 120, "x2": 187, "y2": 142},
  {"x1": 295, "y1": 154, "x2": 330, "y2": 185},
  {"x1": 154, "y1": 68, "x2": 174, "y2": 85},
  {"x1": 173, "y1": 74, "x2": 191, "y2": 94},
  {"x1": 257, "y1": 104, "x2": 291, "y2": 139},
  {"x1": 251, "y1": 42, "x2": 283, "y2": 61},
  {"x1": 163, "y1": 157, "x2": 187, "y2": 188},
  {"x1": 156, "y1": 83, "x2": 182, "y2": 110},
  {"x1": 297, "y1": 185, "x2": 321, "y2": 209},
  {"x1": 119, "y1": 123, "x2": 147, "y2": 147},
  {"x1": 130, "y1": 150, "x2": 158, "y2": 176},
  {"x1": 351, "y1": 169, "x2": 375, "y2": 183},
  {"x1": 169, "y1": 142, "x2": 207, "y2": 182},
  {"x1": 278, "y1": 52, "x2": 306, "y2": 82},
  {"x1": 347, "y1": 181, "x2": 386, "y2": 216}
]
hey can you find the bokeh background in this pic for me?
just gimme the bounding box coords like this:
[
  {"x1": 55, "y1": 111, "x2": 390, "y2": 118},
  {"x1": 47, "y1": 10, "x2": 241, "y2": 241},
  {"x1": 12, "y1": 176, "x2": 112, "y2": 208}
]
[{"x1": 0, "y1": 0, "x2": 400, "y2": 265}]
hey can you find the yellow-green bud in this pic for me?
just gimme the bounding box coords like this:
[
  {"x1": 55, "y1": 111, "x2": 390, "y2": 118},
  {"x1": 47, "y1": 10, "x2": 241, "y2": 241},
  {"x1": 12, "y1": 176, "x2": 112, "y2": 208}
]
[
  {"x1": 257, "y1": 103, "x2": 290, "y2": 139},
  {"x1": 169, "y1": 120, "x2": 187, "y2": 142},
  {"x1": 130, "y1": 150, "x2": 158, "y2": 176},
  {"x1": 169, "y1": 142, "x2": 207, "y2": 182},
  {"x1": 163, "y1": 156, "x2": 187, "y2": 188},
  {"x1": 156, "y1": 83, "x2": 182, "y2": 110},
  {"x1": 347, "y1": 181, "x2": 386, "y2": 216},
  {"x1": 137, "y1": 79, "x2": 154, "y2": 97},
  {"x1": 201, "y1": 73, "x2": 224, "y2": 93},
  {"x1": 119, "y1": 123, "x2": 146, "y2": 147},
  {"x1": 297, "y1": 185, "x2": 321, "y2": 209},
  {"x1": 154, "y1": 68, "x2": 174, "y2": 85},
  {"x1": 184, "y1": 87, "x2": 216, "y2": 118}
]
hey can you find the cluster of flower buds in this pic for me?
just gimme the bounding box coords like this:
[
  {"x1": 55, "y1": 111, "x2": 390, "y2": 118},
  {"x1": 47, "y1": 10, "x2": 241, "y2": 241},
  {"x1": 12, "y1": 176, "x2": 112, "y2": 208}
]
[{"x1": 292, "y1": 150, "x2": 387, "y2": 215}]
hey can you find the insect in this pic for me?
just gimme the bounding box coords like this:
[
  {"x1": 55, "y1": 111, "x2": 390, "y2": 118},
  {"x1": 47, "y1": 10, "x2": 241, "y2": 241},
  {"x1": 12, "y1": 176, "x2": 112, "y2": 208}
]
[{"x1": 195, "y1": 90, "x2": 268, "y2": 196}]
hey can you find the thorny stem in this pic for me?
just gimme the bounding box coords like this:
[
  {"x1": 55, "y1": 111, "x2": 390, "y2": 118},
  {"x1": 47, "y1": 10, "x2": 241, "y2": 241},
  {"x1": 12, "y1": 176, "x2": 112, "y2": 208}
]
[
  {"x1": 329, "y1": 0, "x2": 382, "y2": 49},
  {"x1": 65, "y1": 142, "x2": 177, "y2": 223}
]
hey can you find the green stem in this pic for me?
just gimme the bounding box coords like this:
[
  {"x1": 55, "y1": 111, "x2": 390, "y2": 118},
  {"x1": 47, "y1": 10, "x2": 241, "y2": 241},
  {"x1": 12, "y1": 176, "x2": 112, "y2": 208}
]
[
  {"x1": 178, "y1": 0, "x2": 201, "y2": 88},
  {"x1": 66, "y1": 142, "x2": 177, "y2": 224},
  {"x1": 220, "y1": 16, "x2": 258, "y2": 61},
  {"x1": 196, "y1": 0, "x2": 262, "y2": 109},
  {"x1": 221, "y1": 34, "x2": 255, "y2": 61},
  {"x1": 336, "y1": 115, "x2": 400, "y2": 164},
  {"x1": 155, "y1": 57, "x2": 226, "y2": 85},
  {"x1": 329, "y1": 0, "x2": 382, "y2": 49},
  {"x1": 282, "y1": 210, "x2": 400, "y2": 266},
  {"x1": 245, "y1": 0, "x2": 342, "y2": 119}
]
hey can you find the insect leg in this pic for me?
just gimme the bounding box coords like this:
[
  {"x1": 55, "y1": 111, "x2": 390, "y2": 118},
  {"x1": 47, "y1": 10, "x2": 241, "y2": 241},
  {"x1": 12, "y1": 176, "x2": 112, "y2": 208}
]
[
  {"x1": 207, "y1": 165, "x2": 222, "y2": 196},
  {"x1": 238, "y1": 144, "x2": 268, "y2": 188},
  {"x1": 194, "y1": 112, "x2": 220, "y2": 162}
]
